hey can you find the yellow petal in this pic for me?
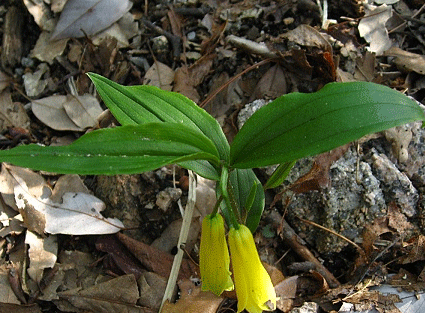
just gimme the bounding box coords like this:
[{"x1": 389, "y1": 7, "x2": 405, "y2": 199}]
[
  {"x1": 228, "y1": 225, "x2": 277, "y2": 313},
  {"x1": 200, "y1": 214, "x2": 234, "y2": 295}
]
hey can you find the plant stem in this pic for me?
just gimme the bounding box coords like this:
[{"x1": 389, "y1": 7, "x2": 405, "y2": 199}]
[{"x1": 210, "y1": 195, "x2": 223, "y2": 217}]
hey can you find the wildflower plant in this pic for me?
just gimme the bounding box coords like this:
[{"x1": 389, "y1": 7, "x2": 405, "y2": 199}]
[{"x1": 1, "y1": 73, "x2": 424, "y2": 312}]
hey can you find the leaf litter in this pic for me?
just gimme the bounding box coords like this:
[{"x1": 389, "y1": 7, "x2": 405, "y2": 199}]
[{"x1": 1, "y1": 0, "x2": 425, "y2": 312}]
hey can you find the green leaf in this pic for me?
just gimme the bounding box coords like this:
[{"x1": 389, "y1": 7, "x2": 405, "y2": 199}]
[
  {"x1": 0, "y1": 123, "x2": 220, "y2": 175},
  {"x1": 88, "y1": 73, "x2": 230, "y2": 163},
  {"x1": 230, "y1": 82, "x2": 425, "y2": 168},
  {"x1": 229, "y1": 169, "x2": 265, "y2": 233},
  {"x1": 178, "y1": 160, "x2": 220, "y2": 181},
  {"x1": 263, "y1": 161, "x2": 296, "y2": 190}
]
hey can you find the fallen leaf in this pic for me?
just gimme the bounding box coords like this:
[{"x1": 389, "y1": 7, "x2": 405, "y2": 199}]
[
  {"x1": 0, "y1": 164, "x2": 51, "y2": 211},
  {"x1": 282, "y1": 24, "x2": 332, "y2": 53},
  {"x1": 274, "y1": 276, "x2": 298, "y2": 312},
  {"x1": 30, "y1": 31, "x2": 68, "y2": 64},
  {"x1": 354, "y1": 52, "x2": 376, "y2": 82},
  {"x1": 49, "y1": 174, "x2": 91, "y2": 203},
  {"x1": 290, "y1": 144, "x2": 350, "y2": 193},
  {"x1": 25, "y1": 231, "x2": 57, "y2": 284},
  {"x1": 173, "y1": 54, "x2": 215, "y2": 102},
  {"x1": 0, "y1": 303, "x2": 41, "y2": 313},
  {"x1": 23, "y1": 63, "x2": 49, "y2": 98},
  {"x1": 0, "y1": 71, "x2": 11, "y2": 93},
  {"x1": 161, "y1": 279, "x2": 223, "y2": 313},
  {"x1": 0, "y1": 92, "x2": 30, "y2": 132},
  {"x1": 138, "y1": 272, "x2": 167, "y2": 310},
  {"x1": 0, "y1": 265, "x2": 21, "y2": 304},
  {"x1": 358, "y1": 4, "x2": 392, "y2": 55},
  {"x1": 51, "y1": 0, "x2": 132, "y2": 40},
  {"x1": 63, "y1": 94, "x2": 104, "y2": 129},
  {"x1": 143, "y1": 62, "x2": 175, "y2": 90},
  {"x1": 116, "y1": 232, "x2": 198, "y2": 280},
  {"x1": 31, "y1": 94, "x2": 103, "y2": 131},
  {"x1": 383, "y1": 47, "x2": 425, "y2": 75},
  {"x1": 14, "y1": 178, "x2": 124, "y2": 235},
  {"x1": 23, "y1": 0, "x2": 55, "y2": 31},
  {"x1": 96, "y1": 235, "x2": 144, "y2": 280},
  {"x1": 399, "y1": 235, "x2": 425, "y2": 264},
  {"x1": 249, "y1": 64, "x2": 287, "y2": 101},
  {"x1": 58, "y1": 274, "x2": 154, "y2": 313},
  {"x1": 173, "y1": 66, "x2": 200, "y2": 103}
]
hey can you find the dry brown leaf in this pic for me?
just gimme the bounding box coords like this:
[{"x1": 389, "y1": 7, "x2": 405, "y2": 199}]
[
  {"x1": 138, "y1": 272, "x2": 167, "y2": 310},
  {"x1": 30, "y1": 31, "x2": 68, "y2": 64},
  {"x1": 116, "y1": 232, "x2": 198, "y2": 280},
  {"x1": 354, "y1": 52, "x2": 376, "y2": 82},
  {"x1": 12, "y1": 171, "x2": 124, "y2": 235},
  {"x1": 0, "y1": 303, "x2": 42, "y2": 313},
  {"x1": 161, "y1": 279, "x2": 223, "y2": 313},
  {"x1": 399, "y1": 235, "x2": 425, "y2": 264},
  {"x1": 0, "y1": 92, "x2": 30, "y2": 132},
  {"x1": 51, "y1": 0, "x2": 132, "y2": 40},
  {"x1": 58, "y1": 274, "x2": 154, "y2": 313},
  {"x1": 0, "y1": 164, "x2": 51, "y2": 211},
  {"x1": 274, "y1": 276, "x2": 298, "y2": 312},
  {"x1": 31, "y1": 94, "x2": 103, "y2": 131},
  {"x1": 23, "y1": 63, "x2": 49, "y2": 98},
  {"x1": 0, "y1": 265, "x2": 21, "y2": 304},
  {"x1": 49, "y1": 174, "x2": 91, "y2": 203},
  {"x1": 0, "y1": 71, "x2": 11, "y2": 93},
  {"x1": 173, "y1": 54, "x2": 215, "y2": 103},
  {"x1": 96, "y1": 235, "x2": 144, "y2": 280},
  {"x1": 384, "y1": 47, "x2": 425, "y2": 75},
  {"x1": 25, "y1": 231, "x2": 57, "y2": 284},
  {"x1": 290, "y1": 144, "x2": 350, "y2": 193},
  {"x1": 282, "y1": 24, "x2": 332, "y2": 53},
  {"x1": 358, "y1": 4, "x2": 392, "y2": 55},
  {"x1": 173, "y1": 66, "x2": 200, "y2": 103},
  {"x1": 63, "y1": 94, "x2": 104, "y2": 129},
  {"x1": 143, "y1": 62, "x2": 174, "y2": 91},
  {"x1": 249, "y1": 64, "x2": 286, "y2": 101}
]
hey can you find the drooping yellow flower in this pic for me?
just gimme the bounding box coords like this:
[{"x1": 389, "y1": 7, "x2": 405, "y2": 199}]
[
  {"x1": 200, "y1": 213, "x2": 234, "y2": 295},
  {"x1": 228, "y1": 224, "x2": 277, "y2": 313}
]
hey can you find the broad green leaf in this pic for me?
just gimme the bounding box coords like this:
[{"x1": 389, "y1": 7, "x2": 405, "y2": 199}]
[
  {"x1": 0, "y1": 123, "x2": 220, "y2": 175},
  {"x1": 263, "y1": 161, "x2": 296, "y2": 190},
  {"x1": 229, "y1": 169, "x2": 265, "y2": 233},
  {"x1": 88, "y1": 73, "x2": 230, "y2": 162},
  {"x1": 230, "y1": 82, "x2": 425, "y2": 168},
  {"x1": 178, "y1": 160, "x2": 220, "y2": 181}
]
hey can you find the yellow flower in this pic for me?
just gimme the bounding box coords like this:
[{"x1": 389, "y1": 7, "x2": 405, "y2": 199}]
[
  {"x1": 228, "y1": 225, "x2": 277, "y2": 313},
  {"x1": 200, "y1": 214, "x2": 234, "y2": 295}
]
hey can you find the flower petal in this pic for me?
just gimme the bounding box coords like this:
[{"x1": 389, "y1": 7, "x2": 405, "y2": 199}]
[
  {"x1": 228, "y1": 224, "x2": 276, "y2": 313},
  {"x1": 200, "y1": 214, "x2": 234, "y2": 295}
]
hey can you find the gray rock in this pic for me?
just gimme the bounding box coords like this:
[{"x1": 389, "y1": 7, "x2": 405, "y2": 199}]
[{"x1": 290, "y1": 301, "x2": 319, "y2": 313}]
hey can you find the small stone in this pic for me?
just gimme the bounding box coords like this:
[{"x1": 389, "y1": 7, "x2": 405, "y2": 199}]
[
  {"x1": 283, "y1": 17, "x2": 295, "y2": 25},
  {"x1": 151, "y1": 35, "x2": 169, "y2": 55},
  {"x1": 186, "y1": 31, "x2": 196, "y2": 41},
  {"x1": 156, "y1": 187, "x2": 182, "y2": 212}
]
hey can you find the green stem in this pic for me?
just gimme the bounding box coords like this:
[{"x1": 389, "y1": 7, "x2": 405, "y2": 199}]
[
  {"x1": 210, "y1": 195, "x2": 223, "y2": 217},
  {"x1": 220, "y1": 166, "x2": 240, "y2": 229}
]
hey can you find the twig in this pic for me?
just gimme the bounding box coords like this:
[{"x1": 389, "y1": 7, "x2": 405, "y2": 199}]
[
  {"x1": 280, "y1": 219, "x2": 340, "y2": 288},
  {"x1": 141, "y1": 18, "x2": 182, "y2": 59},
  {"x1": 160, "y1": 171, "x2": 197, "y2": 311},
  {"x1": 226, "y1": 35, "x2": 278, "y2": 59},
  {"x1": 200, "y1": 58, "x2": 274, "y2": 108},
  {"x1": 299, "y1": 218, "x2": 365, "y2": 257}
]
